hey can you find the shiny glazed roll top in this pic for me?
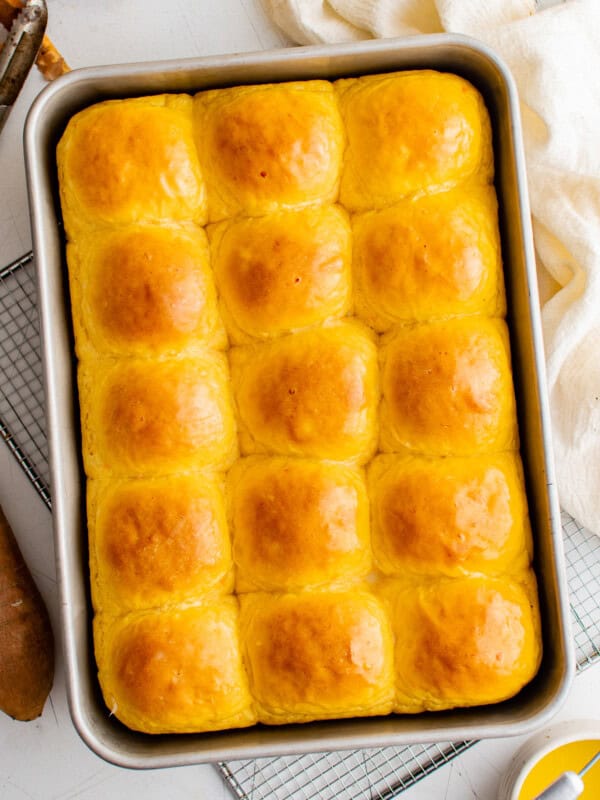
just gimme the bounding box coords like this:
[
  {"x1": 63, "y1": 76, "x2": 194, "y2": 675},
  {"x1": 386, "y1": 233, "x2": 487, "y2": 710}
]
[
  {"x1": 336, "y1": 70, "x2": 493, "y2": 211},
  {"x1": 209, "y1": 205, "x2": 352, "y2": 342},
  {"x1": 67, "y1": 224, "x2": 225, "y2": 359},
  {"x1": 352, "y1": 185, "x2": 505, "y2": 330},
  {"x1": 239, "y1": 589, "x2": 395, "y2": 724},
  {"x1": 94, "y1": 600, "x2": 256, "y2": 734},
  {"x1": 380, "y1": 317, "x2": 518, "y2": 456},
  {"x1": 368, "y1": 453, "x2": 532, "y2": 578},
  {"x1": 230, "y1": 321, "x2": 379, "y2": 462},
  {"x1": 194, "y1": 80, "x2": 344, "y2": 221},
  {"x1": 383, "y1": 573, "x2": 542, "y2": 713},
  {"x1": 229, "y1": 457, "x2": 371, "y2": 592},
  {"x1": 56, "y1": 95, "x2": 207, "y2": 236},
  {"x1": 78, "y1": 354, "x2": 238, "y2": 477},
  {"x1": 87, "y1": 474, "x2": 233, "y2": 614}
]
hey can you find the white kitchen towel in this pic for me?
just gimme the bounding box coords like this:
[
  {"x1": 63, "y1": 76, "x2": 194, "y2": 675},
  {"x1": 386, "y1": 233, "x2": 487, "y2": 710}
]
[{"x1": 263, "y1": 0, "x2": 600, "y2": 536}]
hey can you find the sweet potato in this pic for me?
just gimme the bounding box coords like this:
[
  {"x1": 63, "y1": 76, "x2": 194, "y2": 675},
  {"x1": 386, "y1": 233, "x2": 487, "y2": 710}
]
[{"x1": 0, "y1": 505, "x2": 54, "y2": 721}]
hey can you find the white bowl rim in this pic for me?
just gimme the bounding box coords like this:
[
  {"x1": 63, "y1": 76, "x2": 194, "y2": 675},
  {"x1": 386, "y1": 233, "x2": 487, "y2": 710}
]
[{"x1": 497, "y1": 718, "x2": 600, "y2": 800}]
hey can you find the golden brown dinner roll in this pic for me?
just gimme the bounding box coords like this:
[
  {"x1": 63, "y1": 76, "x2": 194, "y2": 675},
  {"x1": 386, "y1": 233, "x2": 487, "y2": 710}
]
[
  {"x1": 193, "y1": 81, "x2": 344, "y2": 221},
  {"x1": 336, "y1": 70, "x2": 493, "y2": 211},
  {"x1": 209, "y1": 205, "x2": 352, "y2": 343},
  {"x1": 380, "y1": 317, "x2": 518, "y2": 456},
  {"x1": 67, "y1": 224, "x2": 226, "y2": 359},
  {"x1": 240, "y1": 589, "x2": 395, "y2": 724},
  {"x1": 382, "y1": 573, "x2": 542, "y2": 713},
  {"x1": 94, "y1": 600, "x2": 256, "y2": 734},
  {"x1": 368, "y1": 453, "x2": 532, "y2": 578},
  {"x1": 230, "y1": 321, "x2": 379, "y2": 462},
  {"x1": 229, "y1": 457, "x2": 370, "y2": 592},
  {"x1": 352, "y1": 185, "x2": 506, "y2": 330},
  {"x1": 78, "y1": 354, "x2": 238, "y2": 478},
  {"x1": 57, "y1": 95, "x2": 206, "y2": 237},
  {"x1": 88, "y1": 474, "x2": 232, "y2": 614}
]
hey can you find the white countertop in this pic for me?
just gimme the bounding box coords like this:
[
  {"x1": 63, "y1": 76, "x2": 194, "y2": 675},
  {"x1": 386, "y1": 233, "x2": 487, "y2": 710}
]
[{"x1": 0, "y1": 2, "x2": 598, "y2": 798}]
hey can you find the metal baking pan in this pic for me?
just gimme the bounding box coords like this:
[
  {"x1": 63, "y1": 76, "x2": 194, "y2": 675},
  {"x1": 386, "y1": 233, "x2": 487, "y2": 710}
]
[{"x1": 24, "y1": 34, "x2": 575, "y2": 769}]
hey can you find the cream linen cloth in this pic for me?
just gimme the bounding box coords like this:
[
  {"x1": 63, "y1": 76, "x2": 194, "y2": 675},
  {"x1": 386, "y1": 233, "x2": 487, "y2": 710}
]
[{"x1": 264, "y1": 0, "x2": 600, "y2": 536}]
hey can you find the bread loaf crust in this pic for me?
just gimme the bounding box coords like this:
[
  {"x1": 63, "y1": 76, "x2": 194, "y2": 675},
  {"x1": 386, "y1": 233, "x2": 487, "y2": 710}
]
[{"x1": 56, "y1": 70, "x2": 541, "y2": 735}]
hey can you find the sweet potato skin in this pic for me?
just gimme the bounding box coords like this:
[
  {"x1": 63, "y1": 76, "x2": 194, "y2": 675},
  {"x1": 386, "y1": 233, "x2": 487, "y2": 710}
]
[{"x1": 0, "y1": 505, "x2": 54, "y2": 721}]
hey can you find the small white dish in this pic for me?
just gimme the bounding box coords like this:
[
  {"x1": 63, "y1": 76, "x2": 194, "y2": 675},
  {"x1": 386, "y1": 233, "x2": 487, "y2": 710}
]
[{"x1": 497, "y1": 719, "x2": 600, "y2": 799}]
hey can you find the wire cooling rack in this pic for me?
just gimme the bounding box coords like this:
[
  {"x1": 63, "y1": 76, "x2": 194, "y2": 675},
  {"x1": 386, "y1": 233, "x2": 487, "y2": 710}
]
[
  {"x1": 0, "y1": 252, "x2": 598, "y2": 800},
  {"x1": 0, "y1": 253, "x2": 51, "y2": 507}
]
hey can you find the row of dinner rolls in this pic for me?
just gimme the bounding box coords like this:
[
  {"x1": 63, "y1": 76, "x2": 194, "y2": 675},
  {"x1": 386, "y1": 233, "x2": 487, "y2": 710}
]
[
  {"x1": 94, "y1": 575, "x2": 540, "y2": 733},
  {"x1": 74, "y1": 313, "x2": 517, "y2": 476},
  {"x1": 57, "y1": 69, "x2": 542, "y2": 735},
  {"x1": 58, "y1": 71, "x2": 492, "y2": 233},
  {"x1": 66, "y1": 185, "x2": 503, "y2": 355},
  {"x1": 87, "y1": 450, "x2": 532, "y2": 614}
]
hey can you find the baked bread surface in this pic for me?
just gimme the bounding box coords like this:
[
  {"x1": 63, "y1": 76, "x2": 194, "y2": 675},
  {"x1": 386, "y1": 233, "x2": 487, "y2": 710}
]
[
  {"x1": 229, "y1": 457, "x2": 371, "y2": 592},
  {"x1": 380, "y1": 317, "x2": 518, "y2": 456},
  {"x1": 209, "y1": 205, "x2": 352, "y2": 343},
  {"x1": 79, "y1": 354, "x2": 238, "y2": 477},
  {"x1": 56, "y1": 70, "x2": 542, "y2": 736},
  {"x1": 230, "y1": 321, "x2": 379, "y2": 462},
  {"x1": 88, "y1": 474, "x2": 232, "y2": 614},
  {"x1": 94, "y1": 601, "x2": 256, "y2": 733},
  {"x1": 369, "y1": 453, "x2": 532, "y2": 578},
  {"x1": 57, "y1": 95, "x2": 207, "y2": 237},
  {"x1": 352, "y1": 185, "x2": 505, "y2": 330},
  {"x1": 336, "y1": 70, "x2": 493, "y2": 210},
  {"x1": 194, "y1": 81, "x2": 344, "y2": 221},
  {"x1": 382, "y1": 573, "x2": 542, "y2": 713},
  {"x1": 240, "y1": 589, "x2": 395, "y2": 724},
  {"x1": 67, "y1": 224, "x2": 226, "y2": 359}
]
